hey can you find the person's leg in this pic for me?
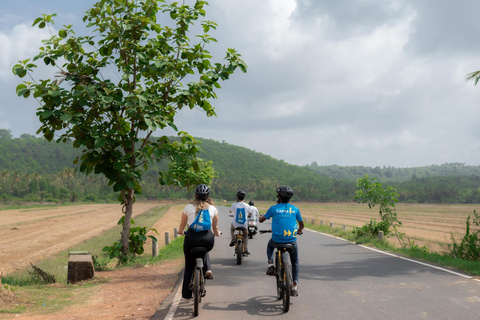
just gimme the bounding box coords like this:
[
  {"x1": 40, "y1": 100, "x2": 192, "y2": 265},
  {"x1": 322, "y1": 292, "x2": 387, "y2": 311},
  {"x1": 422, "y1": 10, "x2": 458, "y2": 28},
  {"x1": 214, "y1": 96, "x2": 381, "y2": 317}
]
[
  {"x1": 229, "y1": 223, "x2": 235, "y2": 246},
  {"x1": 289, "y1": 240, "x2": 299, "y2": 295},
  {"x1": 243, "y1": 228, "x2": 249, "y2": 253},
  {"x1": 290, "y1": 240, "x2": 299, "y2": 282},
  {"x1": 201, "y1": 230, "x2": 215, "y2": 278},
  {"x1": 266, "y1": 238, "x2": 276, "y2": 275},
  {"x1": 182, "y1": 231, "x2": 196, "y2": 299},
  {"x1": 266, "y1": 238, "x2": 275, "y2": 262}
]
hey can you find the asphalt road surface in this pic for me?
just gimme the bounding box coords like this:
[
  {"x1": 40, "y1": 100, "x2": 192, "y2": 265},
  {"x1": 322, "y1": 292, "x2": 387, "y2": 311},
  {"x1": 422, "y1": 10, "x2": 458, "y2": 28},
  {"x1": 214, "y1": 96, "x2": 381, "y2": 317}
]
[{"x1": 154, "y1": 205, "x2": 480, "y2": 319}]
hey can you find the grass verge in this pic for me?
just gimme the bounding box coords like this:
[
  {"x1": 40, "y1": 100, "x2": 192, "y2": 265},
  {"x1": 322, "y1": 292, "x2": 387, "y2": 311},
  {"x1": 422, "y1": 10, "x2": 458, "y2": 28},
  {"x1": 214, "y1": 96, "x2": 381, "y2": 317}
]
[
  {"x1": 305, "y1": 222, "x2": 480, "y2": 277},
  {"x1": 0, "y1": 204, "x2": 184, "y2": 316}
]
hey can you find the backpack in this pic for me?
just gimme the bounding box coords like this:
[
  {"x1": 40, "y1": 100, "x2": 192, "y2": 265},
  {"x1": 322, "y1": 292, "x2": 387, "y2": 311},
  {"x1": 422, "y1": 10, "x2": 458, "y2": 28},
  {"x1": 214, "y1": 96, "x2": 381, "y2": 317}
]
[
  {"x1": 235, "y1": 207, "x2": 247, "y2": 224},
  {"x1": 190, "y1": 208, "x2": 212, "y2": 232}
]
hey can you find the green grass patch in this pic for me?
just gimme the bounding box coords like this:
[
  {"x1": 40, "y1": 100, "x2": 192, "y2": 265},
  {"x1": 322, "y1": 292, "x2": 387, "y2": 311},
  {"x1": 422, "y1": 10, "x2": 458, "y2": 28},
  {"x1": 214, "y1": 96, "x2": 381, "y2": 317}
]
[
  {"x1": 305, "y1": 222, "x2": 480, "y2": 276},
  {"x1": 123, "y1": 236, "x2": 185, "y2": 268}
]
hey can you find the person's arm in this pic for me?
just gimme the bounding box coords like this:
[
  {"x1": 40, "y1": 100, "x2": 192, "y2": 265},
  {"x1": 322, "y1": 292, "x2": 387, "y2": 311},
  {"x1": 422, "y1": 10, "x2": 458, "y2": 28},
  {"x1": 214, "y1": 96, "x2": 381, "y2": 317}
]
[
  {"x1": 212, "y1": 215, "x2": 221, "y2": 237},
  {"x1": 297, "y1": 220, "x2": 304, "y2": 235},
  {"x1": 259, "y1": 215, "x2": 267, "y2": 223},
  {"x1": 178, "y1": 212, "x2": 188, "y2": 236}
]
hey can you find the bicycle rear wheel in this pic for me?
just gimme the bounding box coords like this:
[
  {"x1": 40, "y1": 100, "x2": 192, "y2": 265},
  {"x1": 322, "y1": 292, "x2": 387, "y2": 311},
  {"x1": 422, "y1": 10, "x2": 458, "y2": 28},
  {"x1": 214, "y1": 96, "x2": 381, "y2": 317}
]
[
  {"x1": 282, "y1": 252, "x2": 292, "y2": 312},
  {"x1": 236, "y1": 240, "x2": 243, "y2": 265},
  {"x1": 193, "y1": 267, "x2": 201, "y2": 316},
  {"x1": 275, "y1": 253, "x2": 282, "y2": 300}
]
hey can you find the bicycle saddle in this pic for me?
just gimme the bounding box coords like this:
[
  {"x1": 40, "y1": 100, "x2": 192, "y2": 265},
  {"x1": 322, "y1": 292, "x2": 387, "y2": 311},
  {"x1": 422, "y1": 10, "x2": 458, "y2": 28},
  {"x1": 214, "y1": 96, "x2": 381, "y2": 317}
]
[
  {"x1": 190, "y1": 247, "x2": 209, "y2": 253},
  {"x1": 275, "y1": 243, "x2": 295, "y2": 251}
]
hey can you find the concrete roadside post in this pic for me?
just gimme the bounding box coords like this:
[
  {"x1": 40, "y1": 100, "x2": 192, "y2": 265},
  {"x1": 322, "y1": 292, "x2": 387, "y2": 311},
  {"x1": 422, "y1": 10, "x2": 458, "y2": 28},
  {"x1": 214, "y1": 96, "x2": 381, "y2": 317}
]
[
  {"x1": 343, "y1": 224, "x2": 346, "y2": 230},
  {"x1": 152, "y1": 236, "x2": 158, "y2": 257},
  {"x1": 311, "y1": 218, "x2": 315, "y2": 225},
  {"x1": 174, "y1": 228, "x2": 178, "y2": 239},
  {"x1": 165, "y1": 232, "x2": 170, "y2": 245},
  {"x1": 330, "y1": 222, "x2": 334, "y2": 228},
  {"x1": 320, "y1": 220, "x2": 324, "y2": 226},
  {"x1": 378, "y1": 230, "x2": 384, "y2": 240}
]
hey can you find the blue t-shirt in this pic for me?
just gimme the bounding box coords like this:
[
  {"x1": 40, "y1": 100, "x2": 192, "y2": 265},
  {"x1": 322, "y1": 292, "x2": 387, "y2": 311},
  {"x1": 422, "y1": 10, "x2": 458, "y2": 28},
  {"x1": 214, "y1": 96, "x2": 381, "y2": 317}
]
[{"x1": 264, "y1": 203, "x2": 303, "y2": 243}]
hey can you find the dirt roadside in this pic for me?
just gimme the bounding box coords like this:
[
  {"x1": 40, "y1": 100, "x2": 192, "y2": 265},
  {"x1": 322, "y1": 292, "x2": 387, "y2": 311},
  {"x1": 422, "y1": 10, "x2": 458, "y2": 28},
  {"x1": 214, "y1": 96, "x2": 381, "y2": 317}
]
[{"x1": 0, "y1": 202, "x2": 187, "y2": 320}]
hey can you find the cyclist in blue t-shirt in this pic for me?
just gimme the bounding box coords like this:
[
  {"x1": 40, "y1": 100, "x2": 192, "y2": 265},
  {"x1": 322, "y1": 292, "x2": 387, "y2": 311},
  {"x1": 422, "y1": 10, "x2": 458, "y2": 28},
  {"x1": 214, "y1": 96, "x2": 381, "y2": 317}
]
[{"x1": 259, "y1": 185, "x2": 304, "y2": 296}]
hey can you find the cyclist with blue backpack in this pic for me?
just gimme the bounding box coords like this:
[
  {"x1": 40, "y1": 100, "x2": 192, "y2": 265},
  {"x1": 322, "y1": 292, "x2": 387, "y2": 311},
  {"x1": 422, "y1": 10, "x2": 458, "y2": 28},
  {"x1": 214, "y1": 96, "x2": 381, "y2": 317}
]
[
  {"x1": 259, "y1": 185, "x2": 304, "y2": 296},
  {"x1": 229, "y1": 190, "x2": 252, "y2": 255},
  {"x1": 178, "y1": 184, "x2": 221, "y2": 299}
]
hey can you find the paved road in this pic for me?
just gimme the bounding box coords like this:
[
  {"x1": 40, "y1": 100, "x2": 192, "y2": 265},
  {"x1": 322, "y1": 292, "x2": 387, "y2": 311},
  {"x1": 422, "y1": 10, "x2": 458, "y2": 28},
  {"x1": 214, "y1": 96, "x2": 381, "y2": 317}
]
[{"x1": 154, "y1": 205, "x2": 480, "y2": 319}]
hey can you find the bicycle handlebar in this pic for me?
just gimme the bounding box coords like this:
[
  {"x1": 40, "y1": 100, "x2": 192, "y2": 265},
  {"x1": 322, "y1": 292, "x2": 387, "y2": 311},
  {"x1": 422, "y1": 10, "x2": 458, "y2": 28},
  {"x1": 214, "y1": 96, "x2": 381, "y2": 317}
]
[{"x1": 259, "y1": 229, "x2": 303, "y2": 235}]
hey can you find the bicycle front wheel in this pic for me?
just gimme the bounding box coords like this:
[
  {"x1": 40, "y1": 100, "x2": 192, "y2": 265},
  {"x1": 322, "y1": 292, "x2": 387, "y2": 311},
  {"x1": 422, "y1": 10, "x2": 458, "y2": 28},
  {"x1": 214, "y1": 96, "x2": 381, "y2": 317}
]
[
  {"x1": 282, "y1": 252, "x2": 292, "y2": 312},
  {"x1": 193, "y1": 267, "x2": 201, "y2": 316}
]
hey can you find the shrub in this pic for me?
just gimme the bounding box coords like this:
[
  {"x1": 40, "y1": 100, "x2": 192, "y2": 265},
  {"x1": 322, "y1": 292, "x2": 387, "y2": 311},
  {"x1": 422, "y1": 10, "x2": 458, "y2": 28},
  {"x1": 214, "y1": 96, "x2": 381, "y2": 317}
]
[
  {"x1": 353, "y1": 218, "x2": 391, "y2": 238},
  {"x1": 449, "y1": 210, "x2": 480, "y2": 261},
  {"x1": 102, "y1": 217, "x2": 158, "y2": 264},
  {"x1": 91, "y1": 255, "x2": 111, "y2": 271}
]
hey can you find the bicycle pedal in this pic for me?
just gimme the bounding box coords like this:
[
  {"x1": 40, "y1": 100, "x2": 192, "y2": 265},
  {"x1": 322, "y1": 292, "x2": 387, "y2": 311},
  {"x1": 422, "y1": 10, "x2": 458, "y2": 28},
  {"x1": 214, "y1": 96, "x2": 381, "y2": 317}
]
[
  {"x1": 201, "y1": 289, "x2": 206, "y2": 297},
  {"x1": 188, "y1": 283, "x2": 194, "y2": 291}
]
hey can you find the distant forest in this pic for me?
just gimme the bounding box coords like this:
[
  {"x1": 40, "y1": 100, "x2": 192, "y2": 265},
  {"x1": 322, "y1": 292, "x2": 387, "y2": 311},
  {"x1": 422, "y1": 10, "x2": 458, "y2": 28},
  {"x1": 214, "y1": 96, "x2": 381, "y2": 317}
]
[{"x1": 0, "y1": 129, "x2": 479, "y2": 204}]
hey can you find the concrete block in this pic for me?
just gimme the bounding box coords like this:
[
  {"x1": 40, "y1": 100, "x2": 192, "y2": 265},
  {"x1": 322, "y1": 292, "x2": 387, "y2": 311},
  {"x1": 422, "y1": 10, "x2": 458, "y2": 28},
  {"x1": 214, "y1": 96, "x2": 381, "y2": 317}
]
[{"x1": 68, "y1": 251, "x2": 94, "y2": 284}]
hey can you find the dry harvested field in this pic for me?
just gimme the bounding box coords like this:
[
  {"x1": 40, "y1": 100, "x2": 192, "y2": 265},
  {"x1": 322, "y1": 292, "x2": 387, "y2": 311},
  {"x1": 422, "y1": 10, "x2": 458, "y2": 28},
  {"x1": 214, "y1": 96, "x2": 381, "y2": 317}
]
[
  {"x1": 0, "y1": 202, "x2": 175, "y2": 276},
  {"x1": 254, "y1": 202, "x2": 480, "y2": 252}
]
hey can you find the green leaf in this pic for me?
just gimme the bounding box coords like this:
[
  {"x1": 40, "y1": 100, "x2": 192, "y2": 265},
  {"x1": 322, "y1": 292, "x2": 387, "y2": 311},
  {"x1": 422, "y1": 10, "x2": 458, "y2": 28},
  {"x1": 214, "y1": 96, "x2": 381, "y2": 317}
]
[
  {"x1": 94, "y1": 138, "x2": 106, "y2": 148},
  {"x1": 60, "y1": 114, "x2": 73, "y2": 122},
  {"x1": 126, "y1": 180, "x2": 135, "y2": 190},
  {"x1": 41, "y1": 110, "x2": 53, "y2": 119},
  {"x1": 15, "y1": 84, "x2": 29, "y2": 97}
]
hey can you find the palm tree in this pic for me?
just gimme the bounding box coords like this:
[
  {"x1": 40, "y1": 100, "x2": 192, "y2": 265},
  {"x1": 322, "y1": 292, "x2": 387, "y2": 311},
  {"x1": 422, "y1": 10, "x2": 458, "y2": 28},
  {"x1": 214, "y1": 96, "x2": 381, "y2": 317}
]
[{"x1": 32, "y1": 172, "x2": 42, "y2": 196}]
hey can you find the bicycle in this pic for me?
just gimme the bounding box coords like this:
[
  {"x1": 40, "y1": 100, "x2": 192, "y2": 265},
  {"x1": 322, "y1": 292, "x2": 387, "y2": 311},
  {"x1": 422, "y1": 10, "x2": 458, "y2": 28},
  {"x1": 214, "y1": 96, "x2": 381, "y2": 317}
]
[
  {"x1": 233, "y1": 226, "x2": 248, "y2": 265},
  {"x1": 260, "y1": 230, "x2": 295, "y2": 312},
  {"x1": 188, "y1": 247, "x2": 208, "y2": 317}
]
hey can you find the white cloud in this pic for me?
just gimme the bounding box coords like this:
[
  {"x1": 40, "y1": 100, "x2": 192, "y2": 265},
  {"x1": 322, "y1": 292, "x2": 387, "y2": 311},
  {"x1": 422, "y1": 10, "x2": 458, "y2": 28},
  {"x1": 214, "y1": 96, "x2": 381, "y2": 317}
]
[{"x1": 0, "y1": 23, "x2": 51, "y2": 80}]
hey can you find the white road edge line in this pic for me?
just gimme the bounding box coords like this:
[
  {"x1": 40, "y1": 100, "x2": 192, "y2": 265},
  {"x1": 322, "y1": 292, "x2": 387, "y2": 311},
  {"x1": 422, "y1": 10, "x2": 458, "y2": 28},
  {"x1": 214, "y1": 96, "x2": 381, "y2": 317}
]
[
  {"x1": 165, "y1": 280, "x2": 183, "y2": 320},
  {"x1": 305, "y1": 228, "x2": 479, "y2": 281}
]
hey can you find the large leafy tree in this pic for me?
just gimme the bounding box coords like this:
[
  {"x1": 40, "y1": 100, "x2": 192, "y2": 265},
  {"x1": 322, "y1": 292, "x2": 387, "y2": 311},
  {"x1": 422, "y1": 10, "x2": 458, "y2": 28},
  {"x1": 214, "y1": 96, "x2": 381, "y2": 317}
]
[{"x1": 13, "y1": 0, "x2": 246, "y2": 258}]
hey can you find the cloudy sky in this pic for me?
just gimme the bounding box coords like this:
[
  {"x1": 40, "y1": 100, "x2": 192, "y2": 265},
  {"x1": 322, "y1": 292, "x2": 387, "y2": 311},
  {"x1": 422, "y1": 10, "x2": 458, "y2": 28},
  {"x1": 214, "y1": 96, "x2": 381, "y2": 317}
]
[{"x1": 2, "y1": 0, "x2": 480, "y2": 168}]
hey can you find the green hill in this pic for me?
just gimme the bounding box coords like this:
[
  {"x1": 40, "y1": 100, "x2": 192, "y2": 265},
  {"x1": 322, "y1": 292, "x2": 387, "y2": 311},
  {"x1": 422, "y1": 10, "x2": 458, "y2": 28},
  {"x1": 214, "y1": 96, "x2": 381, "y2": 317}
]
[{"x1": 0, "y1": 129, "x2": 479, "y2": 203}]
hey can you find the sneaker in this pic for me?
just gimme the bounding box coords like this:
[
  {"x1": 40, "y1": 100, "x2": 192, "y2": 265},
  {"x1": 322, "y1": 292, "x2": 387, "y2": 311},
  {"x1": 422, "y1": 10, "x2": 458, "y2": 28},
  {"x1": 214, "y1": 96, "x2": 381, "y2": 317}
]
[
  {"x1": 266, "y1": 265, "x2": 275, "y2": 276},
  {"x1": 244, "y1": 250, "x2": 251, "y2": 256},
  {"x1": 229, "y1": 239, "x2": 235, "y2": 247},
  {"x1": 205, "y1": 270, "x2": 213, "y2": 280},
  {"x1": 291, "y1": 285, "x2": 298, "y2": 296}
]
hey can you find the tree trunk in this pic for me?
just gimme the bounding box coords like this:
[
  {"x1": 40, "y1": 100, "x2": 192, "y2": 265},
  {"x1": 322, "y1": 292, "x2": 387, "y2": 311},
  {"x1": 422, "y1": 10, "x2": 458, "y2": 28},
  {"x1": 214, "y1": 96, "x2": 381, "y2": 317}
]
[{"x1": 121, "y1": 188, "x2": 135, "y2": 257}]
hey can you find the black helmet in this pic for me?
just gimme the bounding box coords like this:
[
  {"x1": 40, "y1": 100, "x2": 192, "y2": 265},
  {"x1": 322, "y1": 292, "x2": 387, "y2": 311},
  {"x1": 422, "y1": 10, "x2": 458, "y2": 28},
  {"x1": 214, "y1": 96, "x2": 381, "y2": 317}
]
[
  {"x1": 237, "y1": 190, "x2": 246, "y2": 200},
  {"x1": 248, "y1": 200, "x2": 254, "y2": 206},
  {"x1": 195, "y1": 184, "x2": 210, "y2": 200},
  {"x1": 276, "y1": 185, "x2": 294, "y2": 199}
]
